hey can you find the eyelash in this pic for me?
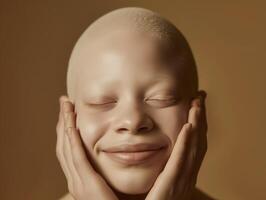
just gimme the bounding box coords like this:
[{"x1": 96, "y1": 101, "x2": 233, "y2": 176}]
[
  {"x1": 88, "y1": 98, "x2": 177, "y2": 106},
  {"x1": 148, "y1": 98, "x2": 176, "y2": 102}
]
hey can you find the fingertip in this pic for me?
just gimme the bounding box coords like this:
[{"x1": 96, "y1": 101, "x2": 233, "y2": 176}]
[
  {"x1": 199, "y1": 90, "x2": 207, "y2": 104},
  {"x1": 192, "y1": 90, "x2": 207, "y2": 107},
  {"x1": 191, "y1": 98, "x2": 201, "y2": 107},
  {"x1": 62, "y1": 102, "x2": 74, "y2": 113},
  {"x1": 180, "y1": 123, "x2": 192, "y2": 134},
  {"x1": 199, "y1": 90, "x2": 207, "y2": 99},
  {"x1": 59, "y1": 95, "x2": 68, "y2": 103},
  {"x1": 186, "y1": 123, "x2": 192, "y2": 130}
]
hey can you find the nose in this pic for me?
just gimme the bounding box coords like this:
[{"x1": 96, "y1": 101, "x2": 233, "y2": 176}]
[{"x1": 114, "y1": 103, "x2": 154, "y2": 135}]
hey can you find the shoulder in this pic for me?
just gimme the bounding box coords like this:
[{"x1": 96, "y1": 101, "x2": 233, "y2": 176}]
[
  {"x1": 191, "y1": 188, "x2": 217, "y2": 200},
  {"x1": 58, "y1": 193, "x2": 74, "y2": 200}
]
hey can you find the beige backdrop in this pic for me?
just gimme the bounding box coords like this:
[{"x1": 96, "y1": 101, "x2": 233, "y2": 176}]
[{"x1": 0, "y1": 1, "x2": 265, "y2": 199}]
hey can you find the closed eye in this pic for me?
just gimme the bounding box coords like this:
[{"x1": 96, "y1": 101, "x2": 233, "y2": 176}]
[
  {"x1": 146, "y1": 98, "x2": 179, "y2": 107},
  {"x1": 87, "y1": 101, "x2": 116, "y2": 106},
  {"x1": 148, "y1": 98, "x2": 177, "y2": 102}
]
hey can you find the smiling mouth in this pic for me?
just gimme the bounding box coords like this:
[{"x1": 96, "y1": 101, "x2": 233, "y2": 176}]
[{"x1": 103, "y1": 146, "x2": 167, "y2": 165}]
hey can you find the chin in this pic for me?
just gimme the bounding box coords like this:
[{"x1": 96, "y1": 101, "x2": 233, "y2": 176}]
[
  {"x1": 95, "y1": 158, "x2": 167, "y2": 194},
  {"x1": 92, "y1": 147, "x2": 170, "y2": 194},
  {"x1": 108, "y1": 168, "x2": 159, "y2": 194}
]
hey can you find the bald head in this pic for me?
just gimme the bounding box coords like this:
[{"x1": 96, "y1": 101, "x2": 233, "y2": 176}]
[{"x1": 67, "y1": 7, "x2": 198, "y2": 101}]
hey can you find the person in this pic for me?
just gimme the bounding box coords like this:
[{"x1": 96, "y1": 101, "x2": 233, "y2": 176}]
[{"x1": 56, "y1": 7, "x2": 215, "y2": 200}]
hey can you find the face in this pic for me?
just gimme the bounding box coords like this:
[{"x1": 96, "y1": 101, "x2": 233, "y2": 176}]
[{"x1": 73, "y1": 30, "x2": 191, "y2": 194}]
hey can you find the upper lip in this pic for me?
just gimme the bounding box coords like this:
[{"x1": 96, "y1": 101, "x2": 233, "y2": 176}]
[{"x1": 102, "y1": 143, "x2": 166, "y2": 153}]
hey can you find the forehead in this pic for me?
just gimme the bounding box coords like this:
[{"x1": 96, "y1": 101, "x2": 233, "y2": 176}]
[
  {"x1": 77, "y1": 29, "x2": 180, "y2": 70},
  {"x1": 74, "y1": 30, "x2": 185, "y2": 94}
]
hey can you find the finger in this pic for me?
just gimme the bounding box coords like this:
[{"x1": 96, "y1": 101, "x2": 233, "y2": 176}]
[
  {"x1": 58, "y1": 96, "x2": 72, "y2": 144},
  {"x1": 64, "y1": 110, "x2": 76, "y2": 130},
  {"x1": 201, "y1": 94, "x2": 208, "y2": 134},
  {"x1": 64, "y1": 112, "x2": 80, "y2": 183},
  {"x1": 191, "y1": 90, "x2": 208, "y2": 133},
  {"x1": 172, "y1": 103, "x2": 202, "y2": 192},
  {"x1": 163, "y1": 123, "x2": 193, "y2": 180},
  {"x1": 63, "y1": 100, "x2": 76, "y2": 132},
  {"x1": 189, "y1": 92, "x2": 208, "y2": 155},
  {"x1": 63, "y1": 100, "x2": 74, "y2": 112},
  {"x1": 147, "y1": 123, "x2": 193, "y2": 200},
  {"x1": 177, "y1": 141, "x2": 198, "y2": 190},
  {"x1": 56, "y1": 96, "x2": 69, "y2": 137},
  {"x1": 62, "y1": 100, "x2": 77, "y2": 166},
  {"x1": 67, "y1": 127, "x2": 97, "y2": 184},
  {"x1": 64, "y1": 128, "x2": 82, "y2": 188},
  {"x1": 185, "y1": 92, "x2": 208, "y2": 186},
  {"x1": 188, "y1": 97, "x2": 201, "y2": 131},
  {"x1": 62, "y1": 100, "x2": 84, "y2": 193},
  {"x1": 56, "y1": 96, "x2": 72, "y2": 182}
]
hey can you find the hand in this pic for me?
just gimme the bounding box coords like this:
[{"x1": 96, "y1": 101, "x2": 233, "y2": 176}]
[
  {"x1": 55, "y1": 96, "x2": 118, "y2": 200},
  {"x1": 145, "y1": 90, "x2": 208, "y2": 200}
]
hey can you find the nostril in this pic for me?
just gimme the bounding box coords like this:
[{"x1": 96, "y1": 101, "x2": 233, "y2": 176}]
[
  {"x1": 138, "y1": 126, "x2": 150, "y2": 132},
  {"x1": 140, "y1": 127, "x2": 146, "y2": 131},
  {"x1": 117, "y1": 128, "x2": 129, "y2": 133}
]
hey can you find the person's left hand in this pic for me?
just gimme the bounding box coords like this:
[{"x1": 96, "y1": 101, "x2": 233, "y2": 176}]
[{"x1": 145, "y1": 90, "x2": 208, "y2": 200}]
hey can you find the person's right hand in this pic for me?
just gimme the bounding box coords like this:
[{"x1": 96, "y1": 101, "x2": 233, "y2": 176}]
[{"x1": 56, "y1": 95, "x2": 119, "y2": 200}]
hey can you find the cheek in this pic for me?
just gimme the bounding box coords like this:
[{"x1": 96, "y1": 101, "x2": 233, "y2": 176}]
[
  {"x1": 156, "y1": 103, "x2": 189, "y2": 149},
  {"x1": 75, "y1": 107, "x2": 108, "y2": 152}
]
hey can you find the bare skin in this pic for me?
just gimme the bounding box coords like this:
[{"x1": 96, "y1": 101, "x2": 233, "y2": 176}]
[
  {"x1": 56, "y1": 91, "x2": 209, "y2": 200},
  {"x1": 56, "y1": 7, "x2": 215, "y2": 200}
]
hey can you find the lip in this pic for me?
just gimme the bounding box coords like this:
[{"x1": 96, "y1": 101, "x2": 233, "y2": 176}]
[
  {"x1": 102, "y1": 143, "x2": 166, "y2": 153},
  {"x1": 102, "y1": 143, "x2": 167, "y2": 165}
]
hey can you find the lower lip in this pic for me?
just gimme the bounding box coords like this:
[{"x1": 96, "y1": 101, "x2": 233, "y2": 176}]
[{"x1": 103, "y1": 147, "x2": 166, "y2": 165}]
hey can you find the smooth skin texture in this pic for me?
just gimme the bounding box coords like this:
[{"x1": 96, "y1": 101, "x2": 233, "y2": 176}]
[
  {"x1": 56, "y1": 7, "x2": 214, "y2": 200},
  {"x1": 56, "y1": 91, "x2": 208, "y2": 200},
  {"x1": 65, "y1": 29, "x2": 201, "y2": 197}
]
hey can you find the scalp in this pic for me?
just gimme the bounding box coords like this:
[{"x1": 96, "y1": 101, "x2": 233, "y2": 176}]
[{"x1": 66, "y1": 7, "x2": 198, "y2": 101}]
